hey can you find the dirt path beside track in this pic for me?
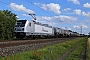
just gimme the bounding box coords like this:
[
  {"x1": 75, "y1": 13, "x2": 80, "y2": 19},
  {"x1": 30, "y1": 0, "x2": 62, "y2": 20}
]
[
  {"x1": 86, "y1": 38, "x2": 90, "y2": 60},
  {"x1": 56, "y1": 41, "x2": 81, "y2": 60},
  {"x1": 56, "y1": 37, "x2": 87, "y2": 60}
]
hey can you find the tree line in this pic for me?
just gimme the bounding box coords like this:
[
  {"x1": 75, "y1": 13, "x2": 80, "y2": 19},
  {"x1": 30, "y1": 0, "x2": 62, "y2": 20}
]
[{"x1": 0, "y1": 10, "x2": 17, "y2": 40}]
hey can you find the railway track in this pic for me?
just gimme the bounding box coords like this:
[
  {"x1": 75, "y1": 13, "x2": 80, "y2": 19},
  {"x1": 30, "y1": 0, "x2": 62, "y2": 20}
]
[
  {"x1": 0, "y1": 37, "x2": 79, "y2": 57},
  {"x1": 0, "y1": 37, "x2": 77, "y2": 48}
]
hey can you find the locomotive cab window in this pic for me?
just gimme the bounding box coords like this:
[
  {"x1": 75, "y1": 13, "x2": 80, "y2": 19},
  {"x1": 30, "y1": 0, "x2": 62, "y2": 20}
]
[
  {"x1": 29, "y1": 23, "x2": 31, "y2": 26},
  {"x1": 15, "y1": 20, "x2": 26, "y2": 27}
]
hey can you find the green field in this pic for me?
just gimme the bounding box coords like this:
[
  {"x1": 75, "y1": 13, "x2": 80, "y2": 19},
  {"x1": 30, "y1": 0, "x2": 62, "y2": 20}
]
[{"x1": 65, "y1": 37, "x2": 87, "y2": 60}]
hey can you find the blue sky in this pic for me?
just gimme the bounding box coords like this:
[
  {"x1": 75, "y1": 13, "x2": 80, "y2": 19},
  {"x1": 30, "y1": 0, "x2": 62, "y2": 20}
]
[{"x1": 0, "y1": 0, "x2": 90, "y2": 35}]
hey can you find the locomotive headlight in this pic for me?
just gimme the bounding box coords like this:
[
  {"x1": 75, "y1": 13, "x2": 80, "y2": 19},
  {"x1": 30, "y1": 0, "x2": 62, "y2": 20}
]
[
  {"x1": 22, "y1": 28, "x2": 24, "y2": 31},
  {"x1": 15, "y1": 28, "x2": 16, "y2": 30}
]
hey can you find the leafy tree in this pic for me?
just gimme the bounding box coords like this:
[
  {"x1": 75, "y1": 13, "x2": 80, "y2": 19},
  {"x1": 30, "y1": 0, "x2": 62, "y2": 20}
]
[
  {"x1": 0, "y1": 10, "x2": 7, "y2": 40},
  {"x1": 0, "y1": 10, "x2": 17, "y2": 40},
  {"x1": 3, "y1": 10, "x2": 17, "y2": 24}
]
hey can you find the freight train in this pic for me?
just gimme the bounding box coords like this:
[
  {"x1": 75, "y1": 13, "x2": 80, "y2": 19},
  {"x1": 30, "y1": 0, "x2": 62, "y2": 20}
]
[{"x1": 13, "y1": 20, "x2": 81, "y2": 39}]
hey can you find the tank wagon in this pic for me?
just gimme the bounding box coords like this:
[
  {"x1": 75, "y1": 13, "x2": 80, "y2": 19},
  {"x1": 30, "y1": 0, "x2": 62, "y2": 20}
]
[{"x1": 13, "y1": 20, "x2": 81, "y2": 39}]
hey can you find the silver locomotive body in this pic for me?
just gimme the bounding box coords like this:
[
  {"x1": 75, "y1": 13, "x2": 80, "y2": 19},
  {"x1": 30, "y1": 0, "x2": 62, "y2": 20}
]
[{"x1": 13, "y1": 20, "x2": 54, "y2": 38}]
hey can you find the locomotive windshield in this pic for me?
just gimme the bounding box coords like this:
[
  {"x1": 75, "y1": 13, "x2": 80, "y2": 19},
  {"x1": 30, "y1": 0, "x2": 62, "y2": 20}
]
[{"x1": 15, "y1": 20, "x2": 27, "y2": 27}]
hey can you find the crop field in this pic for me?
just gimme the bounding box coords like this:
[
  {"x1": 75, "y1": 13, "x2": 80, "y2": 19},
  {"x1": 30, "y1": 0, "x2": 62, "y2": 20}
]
[{"x1": 0, "y1": 37, "x2": 87, "y2": 60}]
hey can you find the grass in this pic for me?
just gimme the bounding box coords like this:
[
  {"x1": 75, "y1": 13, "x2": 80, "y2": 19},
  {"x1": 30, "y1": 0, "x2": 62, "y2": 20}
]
[
  {"x1": 65, "y1": 37, "x2": 87, "y2": 60},
  {"x1": 86, "y1": 38, "x2": 90, "y2": 60},
  {"x1": 0, "y1": 37, "x2": 86, "y2": 60}
]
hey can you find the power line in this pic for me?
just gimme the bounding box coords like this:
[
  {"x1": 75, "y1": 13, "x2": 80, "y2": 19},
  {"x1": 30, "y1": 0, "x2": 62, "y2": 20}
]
[
  {"x1": 43, "y1": 0, "x2": 48, "y2": 3},
  {"x1": 7, "y1": 0, "x2": 52, "y2": 20},
  {"x1": 81, "y1": 26, "x2": 82, "y2": 34},
  {"x1": 0, "y1": 0, "x2": 55, "y2": 21},
  {"x1": 25, "y1": 0, "x2": 54, "y2": 16},
  {"x1": 8, "y1": 0, "x2": 12, "y2": 2},
  {"x1": 0, "y1": 0, "x2": 9, "y2": 5},
  {"x1": 1, "y1": 0, "x2": 54, "y2": 16},
  {"x1": 1, "y1": 0, "x2": 26, "y2": 13}
]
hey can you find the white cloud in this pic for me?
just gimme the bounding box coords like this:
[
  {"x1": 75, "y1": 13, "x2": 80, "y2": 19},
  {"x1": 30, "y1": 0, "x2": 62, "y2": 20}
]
[
  {"x1": 36, "y1": 16, "x2": 52, "y2": 21},
  {"x1": 16, "y1": 16, "x2": 19, "y2": 18},
  {"x1": 82, "y1": 11, "x2": 90, "y2": 17},
  {"x1": 61, "y1": 8, "x2": 72, "y2": 14},
  {"x1": 41, "y1": 16, "x2": 52, "y2": 21},
  {"x1": 36, "y1": 15, "x2": 77, "y2": 22},
  {"x1": 81, "y1": 25, "x2": 88, "y2": 28},
  {"x1": 41, "y1": 21, "x2": 56, "y2": 26},
  {"x1": 48, "y1": 22, "x2": 56, "y2": 26},
  {"x1": 53, "y1": 15, "x2": 77, "y2": 22},
  {"x1": 22, "y1": 14, "x2": 77, "y2": 27},
  {"x1": 73, "y1": 9, "x2": 82, "y2": 15},
  {"x1": 63, "y1": 8, "x2": 71, "y2": 12},
  {"x1": 22, "y1": 14, "x2": 31, "y2": 17},
  {"x1": 79, "y1": 20, "x2": 90, "y2": 25},
  {"x1": 9, "y1": 3, "x2": 35, "y2": 14},
  {"x1": 68, "y1": 28, "x2": 72, "y2": 30},
  {"x1": 33, "y1": 17, "x2": 55, "y2": 26},
  {"x1": 68, "y1": 0, "x2": 80, "y2": 5},
  {"x1": 22, "y1": 14, "x2": 27, "y2": 16},
  {"x1": 41, "y1": 3, "x2": 61, "y2": 14},
  {"x1": 83, "y1": 3, "x2": 90, "y2": 8},
  {"x1": 22, "y1": 14, "x2": 77, "y2": 23},
  {"x1": 73, "y1": 9, "x2": 90, "y2": 17},
  {"x1": 34, "y1": 3, "x2": 61, "y2": 14},
  {"x1": 34, "y1": 2, "x2": 41, "y2": 5},
  {"x1": 86, "y1": 20, "x2": 90, "y2": 23},
  {"x1": 73, "y1": 25, "x2": 80, "y2": 29},
  {"x1": 73, "y1": 25, "x2": 88, "y2": 29}
]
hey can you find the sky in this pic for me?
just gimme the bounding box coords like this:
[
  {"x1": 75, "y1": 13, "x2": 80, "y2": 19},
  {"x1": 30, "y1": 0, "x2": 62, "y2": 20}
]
[{"x1": 0, "y1": 0, "x2": 90, "y2": 35}]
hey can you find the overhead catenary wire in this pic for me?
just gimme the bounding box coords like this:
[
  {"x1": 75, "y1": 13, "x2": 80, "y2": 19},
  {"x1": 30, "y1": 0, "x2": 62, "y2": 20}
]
[
  {"x1": 0, "y1": 0, "x2": 32, "y2": 20},
  {"x1": 0, "y1": 0, "x2": 31, "y2": 15},
  {"x1": 25, "y1": 0, "x2": 54, "y2": 16},
  {"x1": 26, "y1": 0, "x2": 54, "y2": 22},
  {"x1": 0, "y1": 0, "x2": 55, "y2": 17},
  {"x1": 43, "y1": 0, "x2": 48, "y2": 3},
  {"x1": 0, "y1": 0, "x2": 9, "y2": 5},
  {"x1": 1, "y1": 0, "x2": 56, "y2": 23}
]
